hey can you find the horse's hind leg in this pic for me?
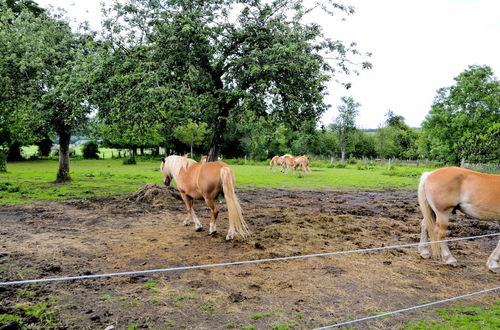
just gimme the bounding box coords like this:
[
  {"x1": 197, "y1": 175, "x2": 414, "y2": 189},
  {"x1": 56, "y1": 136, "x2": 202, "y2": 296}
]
[
  {"x1": 204, "y1": 197, "x2": 219, "y2": 236},
  {"x1": 486, "y1": 238, "x2": 500, "y2": 273},
  {"x1": 435, "y1": 212, "x2": 457, "y2": 266},
  {"x1": 180, "y1": 193, "x2": 202, "y2": 231},
  {"x1": 418, "y1": 218, "x2": 432, "y2": 259}
]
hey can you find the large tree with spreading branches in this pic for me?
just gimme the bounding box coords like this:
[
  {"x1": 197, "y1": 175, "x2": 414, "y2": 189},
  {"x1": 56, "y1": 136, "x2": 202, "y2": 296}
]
[{"x1": 95, "y1": 0, "x2": 371, "y2": 161}]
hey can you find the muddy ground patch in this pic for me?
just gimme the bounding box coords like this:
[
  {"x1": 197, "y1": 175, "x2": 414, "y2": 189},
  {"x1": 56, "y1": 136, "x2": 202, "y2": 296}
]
[{"x1": 1, "y1": 186, "x2": 499, "y2": 329}]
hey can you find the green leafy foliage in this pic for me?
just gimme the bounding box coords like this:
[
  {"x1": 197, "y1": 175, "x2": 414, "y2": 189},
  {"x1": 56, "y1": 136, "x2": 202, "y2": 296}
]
[
  {"x1": 173, "y1": 119, "x2": 210, "y2": 157},
  {"x1": 421, "y1": 65, "x2": 500, "y2": 164},
  {"x1": 332, "y1": 96, "x2": 360, "y2": 161},
  {"x1": 93, "y1": 0, "x2": 370, "y2": 160},
  {"x1": 374, "y1": 110, "x2": 419, "y2": 159}
]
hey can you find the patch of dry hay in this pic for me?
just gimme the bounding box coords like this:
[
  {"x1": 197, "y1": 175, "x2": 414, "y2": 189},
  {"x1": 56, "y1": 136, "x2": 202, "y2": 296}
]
[{"x1": 129, "y1": 183, "x2": 182, "y2": 207}]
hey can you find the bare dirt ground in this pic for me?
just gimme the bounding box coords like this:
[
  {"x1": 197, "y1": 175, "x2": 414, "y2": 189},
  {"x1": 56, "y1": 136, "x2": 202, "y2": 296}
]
[{"x1": 1, "y1": 185, "x2": 499, "y2": 329}]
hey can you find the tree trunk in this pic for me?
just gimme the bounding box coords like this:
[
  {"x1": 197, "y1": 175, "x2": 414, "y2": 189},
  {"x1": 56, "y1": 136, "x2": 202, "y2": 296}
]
[
  {"x1": 56, "y1": 130, "x2": 71, "y2": 183},
  {"x1": 207, "y1": 103, "x2": 231, "y2": 162},
  {"x1": 190, "y1": 141, "x2": 193, "y2": 158},
  {"x1": 340, "y1": 146, "x2": 346, "y2": 163}
]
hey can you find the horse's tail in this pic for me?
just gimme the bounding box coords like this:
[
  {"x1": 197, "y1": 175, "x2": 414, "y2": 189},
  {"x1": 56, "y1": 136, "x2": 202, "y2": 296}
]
[
  {"x1": 220, "y1": 167, "x2": 250, "y2": 239},
  {"x1": 418, "y1": 171, "x2": 439, "y2": 257}
]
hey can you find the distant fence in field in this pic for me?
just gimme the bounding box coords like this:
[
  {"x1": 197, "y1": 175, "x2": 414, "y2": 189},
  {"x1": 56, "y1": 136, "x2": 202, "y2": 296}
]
[{"x1": 462, "y1": 162, "x2": 500, "y2": 174}]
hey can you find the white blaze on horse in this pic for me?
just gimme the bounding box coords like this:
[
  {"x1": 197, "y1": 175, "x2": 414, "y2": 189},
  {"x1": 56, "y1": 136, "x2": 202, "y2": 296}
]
[
  {"x1": 161, "y1": 155, "x2": 250, "y2": 240},
  {"x1": 418, "y1": 166, "x2": 500, "y2": 272}
]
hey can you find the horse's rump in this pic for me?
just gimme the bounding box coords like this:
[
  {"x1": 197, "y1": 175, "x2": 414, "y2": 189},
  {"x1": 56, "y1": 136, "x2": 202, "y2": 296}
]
[{"x1": 424, "y1": 167, "x2": 500, "y2": 220}]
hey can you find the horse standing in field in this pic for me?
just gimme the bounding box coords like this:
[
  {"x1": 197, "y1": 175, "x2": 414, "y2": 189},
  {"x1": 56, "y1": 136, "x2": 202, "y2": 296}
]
[
  {"x1": 161, "y1": 155, "x2": 250, "y2": 240},
  {"x1": 269, "y1": 155, "x2": 284, "y2": 171},
  {"x1": 418, "y1": 166, "x2": 500, "y2": 272},
  {"x1": 293, "y1": 156, "x2": 311, "y2": 175},
  {"x1": 281, "y1": 154, "x2": 295, "y2": 174}
]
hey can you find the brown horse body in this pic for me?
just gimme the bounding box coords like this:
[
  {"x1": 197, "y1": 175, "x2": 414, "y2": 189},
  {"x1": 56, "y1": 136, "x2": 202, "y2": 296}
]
[
  {"x1": 418, "y1": 166, "x2": 500, "y2": 272},
  {"x1": 161, "y1": 155, "x2": 249, "y2": 240},
  {"x1": 269, "y1": 155, "x2": 283, "y2": 171},
  {"x1": 293, "y1": 156, "x2": 311, "y2": 175},
  {"x1": 281, "y1": 155, "x2": 310, "y2": 175}
]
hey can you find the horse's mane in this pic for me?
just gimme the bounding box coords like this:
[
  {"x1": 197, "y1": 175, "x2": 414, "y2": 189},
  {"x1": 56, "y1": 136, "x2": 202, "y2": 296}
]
[{"x1": 164, "y1": 155, "x2": 197, "y2": 180}]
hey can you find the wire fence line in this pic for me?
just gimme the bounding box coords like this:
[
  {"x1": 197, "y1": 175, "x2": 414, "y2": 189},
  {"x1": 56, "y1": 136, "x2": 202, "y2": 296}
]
[
  {"x1": 1, "y1": 232, "x2": 498, "y2": 286},
  {"x1": 314, "y1": 286, "x2": 500, "y2": 329}
]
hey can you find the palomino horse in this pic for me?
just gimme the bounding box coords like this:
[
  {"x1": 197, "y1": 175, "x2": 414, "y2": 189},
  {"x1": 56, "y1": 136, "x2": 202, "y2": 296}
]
[
  {"x1": 281, "y1": 154, "x2": 295, "y2": 174},
  {"x1": 269, "y1": 155, "x2": 284, "y2": 171},
  {"x1": 161, "y1": 155, "x2": 250, "y2": 240},
  {"x1": 418, "y1": 166, "x2": 500, "y2": 272},
  {"x1": 293, "y1": 156, "x2": 311, "y2": 175}
]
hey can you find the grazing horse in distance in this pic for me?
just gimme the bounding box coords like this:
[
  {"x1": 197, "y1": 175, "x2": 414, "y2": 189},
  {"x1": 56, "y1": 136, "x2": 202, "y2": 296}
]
[
  {"x1": 269, "y1": 155, "x2": 284, "y2": 171},
  {"x1": 418, "y1": 166, "x2": 500, "y2": 272},
  {"x1": 161, "y1": 155, "x2": 250, "y2": 240},
  {"x1": 281, "y1": 154, "x2": 295, "y2": 174},
  {"x1": 293, "y1": 156, "x2": 311, "y2": 175}
]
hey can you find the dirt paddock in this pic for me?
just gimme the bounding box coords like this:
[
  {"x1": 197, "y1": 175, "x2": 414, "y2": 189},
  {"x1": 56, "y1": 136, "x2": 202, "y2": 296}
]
[{"x1": 1, "y1": 185, "x2": 499, "y2": 329}]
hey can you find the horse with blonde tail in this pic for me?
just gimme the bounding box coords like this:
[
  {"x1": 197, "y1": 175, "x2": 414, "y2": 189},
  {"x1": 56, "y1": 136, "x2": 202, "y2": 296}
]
[
  {"x1": 161, "y1": 155, "x2": 250, "y2": 240},
  {"x1": 418, "y1": 166, "x2": 500, "y2": 272}
]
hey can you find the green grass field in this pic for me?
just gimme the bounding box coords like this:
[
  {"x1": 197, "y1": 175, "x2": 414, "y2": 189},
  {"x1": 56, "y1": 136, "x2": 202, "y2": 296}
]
[
  {"x1": 0, "y1": 158, "x2": 436, "y2": 204},
  {"x1": 405, "y1": 301, "x2": 500, "y2": 329}
]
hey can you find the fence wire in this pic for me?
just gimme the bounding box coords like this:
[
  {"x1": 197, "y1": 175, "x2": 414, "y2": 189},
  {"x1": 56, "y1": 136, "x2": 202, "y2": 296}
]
[
  {"x1": 314, "y1": 286, "x2": 500, "y2": 329},
  {"x1": 1, "y1": 232, "x2": 498, "y2": 286}
]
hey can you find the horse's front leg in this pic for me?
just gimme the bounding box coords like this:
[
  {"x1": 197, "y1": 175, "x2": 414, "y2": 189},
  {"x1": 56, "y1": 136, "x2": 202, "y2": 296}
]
[
  {"x1": 486, "y1": 238, "x2": 500, "y2": 273},
  {"x1": 180, "y1": 193, "x2": 202, "y2": 231},
  {"x1": 435, "y1": 212, "x2": 457, "y2": 266},
  {"x1": 204, "y1": 197, "x2": 219, "y2": 236}
]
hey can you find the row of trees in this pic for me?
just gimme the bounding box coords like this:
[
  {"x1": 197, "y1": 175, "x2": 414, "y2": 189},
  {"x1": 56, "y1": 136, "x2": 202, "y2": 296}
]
[
  {"x1": 0, "y1": 0, "x2": 371, "y2": 181},
  {"x1": 1, "y1": 1, "x2": 498, "y2": 181}
]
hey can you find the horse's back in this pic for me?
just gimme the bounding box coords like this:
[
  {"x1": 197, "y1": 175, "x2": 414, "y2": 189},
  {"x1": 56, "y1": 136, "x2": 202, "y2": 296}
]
[{"x1": 425, "y1": 167, "x2": 500, "y2": 220}]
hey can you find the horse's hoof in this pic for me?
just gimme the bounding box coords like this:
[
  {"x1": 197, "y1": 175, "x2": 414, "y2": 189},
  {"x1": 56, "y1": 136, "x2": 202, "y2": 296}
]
[
  {"x1": 209, "y1": 231, "x2": 217, "y2": 236},
  {"x1": 419, "y1": 250, "x2": 431, "y2": 259},
  {"x1": 487, "y1": 261, "x2": 500, "y2": 273},
  {"x1": 195, "y1": 227, "x2": 203, "y2": 232},
  {"x1": 225, "y1": 236, "x2": 233, "y2": 241},
  {"x1": 444, "y1": 258, "x2": 458, "y2": 267}
]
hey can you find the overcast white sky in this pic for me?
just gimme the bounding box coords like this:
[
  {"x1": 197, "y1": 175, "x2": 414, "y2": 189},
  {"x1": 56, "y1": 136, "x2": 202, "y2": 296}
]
[{"x1": 36, "y1": 0, "x2": 500, "y2": 129}]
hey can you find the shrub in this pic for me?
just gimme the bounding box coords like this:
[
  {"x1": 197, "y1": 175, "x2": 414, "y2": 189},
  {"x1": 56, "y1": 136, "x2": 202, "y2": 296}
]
[
  {"x1": 82, "y1": 141, "x2": 100, "y2": 159},
  {"x1": 123, "y1": 156, "x2": 136, "y2": 165},
  {"x1": 347, "y1": 156, "x2": 357, "y2": 164}
]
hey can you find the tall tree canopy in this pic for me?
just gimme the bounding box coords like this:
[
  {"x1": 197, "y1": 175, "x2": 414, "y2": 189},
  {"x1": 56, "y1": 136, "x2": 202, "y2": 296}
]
[
  {"x1": 94, "y1": 0, "x2": 371, "y2": 161},
  {"x1": 0, "y1": 1, "x2": 95, "y2": 181},
  {"x1": 332, "y1": 96, "x2": 360, "y2": 162},
  {"x1": 422, "y1": 65, "x2": 500, "y2": 164},
  {"x1": 374, "y1": 110, "x2": 419, "y2": 160}
]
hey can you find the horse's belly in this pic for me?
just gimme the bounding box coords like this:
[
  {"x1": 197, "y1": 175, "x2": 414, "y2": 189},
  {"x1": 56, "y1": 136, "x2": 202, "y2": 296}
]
[{"x1": 459, "y1": 203, "x2": 500, "y2": 221}]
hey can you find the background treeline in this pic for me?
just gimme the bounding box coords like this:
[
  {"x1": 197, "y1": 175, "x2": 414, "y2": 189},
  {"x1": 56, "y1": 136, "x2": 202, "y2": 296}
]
[{"x1": 1, "y1": 0, "x2": 499, "y2": 181}]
